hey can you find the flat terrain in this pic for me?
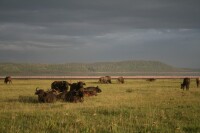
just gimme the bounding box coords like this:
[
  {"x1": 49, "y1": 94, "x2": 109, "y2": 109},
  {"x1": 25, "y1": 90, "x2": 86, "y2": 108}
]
[{"x1": 0, "y1": 79, "x2": 200, "y2": 133}]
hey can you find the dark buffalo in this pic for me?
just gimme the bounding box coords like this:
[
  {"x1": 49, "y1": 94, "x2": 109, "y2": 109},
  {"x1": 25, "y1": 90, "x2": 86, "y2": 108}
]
[
  {"x1": 65, "y1": 89, "x2": 84, "y2": 103},
  {"x1": 69, "y1": 81, "x2": 86, "y2": 91},
  {"x1": 83, "y1": 86, "x2": 102, "y2": 96},
  {"x1": 99, "y1": 76, "x2": 112, "y2": 84},
  {"x1": 196, "y1": 78, "x2": 200, "y2": 88},
  {"x1": 4, "y1": 76, "x2": 12, "y2": 84},
  {"x1": 181, "y1": 78, "x2": 190, "y2": 90},
  {"x1": 56, "y1": 91, "x2": 68, "y2": 101},
  {"x1": 117, "y1": 76, "x2": 125, "y2": 84},
  {"x1": 51, "y1": 81, "x2": 70, "y2": 92},
  {"x1": 64, "y1": 81, "x2": 85, "y2": 103},
  {"x1": 146, "y1": 78, "x2": 156, "y2": 82},
  {"x1": 35, "y1": 88, "x2": 57, "y2": 103},
  {"x1": 47, "y1": 88, "x2": 67, "y2": 101}
]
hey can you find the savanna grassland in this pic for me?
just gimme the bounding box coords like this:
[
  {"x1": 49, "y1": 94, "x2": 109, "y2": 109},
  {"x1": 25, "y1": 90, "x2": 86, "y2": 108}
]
[{"x1": 0, "y1": 78, "x2": 200, "y2": 133}]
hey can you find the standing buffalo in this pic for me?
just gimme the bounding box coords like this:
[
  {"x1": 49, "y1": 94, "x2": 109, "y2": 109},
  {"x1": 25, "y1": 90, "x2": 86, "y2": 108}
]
[
  {"x1": 4, "y1": 76, "x2": 12, "y2": 84},
  {"x1": 35, "y1": 88, "x2": 57, "y2": 103},
  {"x1": 83, "y1": 86, "x2": 102, "y2": 96},
  {"x1": 181, "y1": 78, "x2": 190, "y2": 90},
  {"x1": 99, "y1": 76, "x2": 112, "y2": 84},
  {"x1": 117, "y1": 76, "x2": 124, "y2": 84},
  {"x1": 99, "y1": 77, "x2": 105, "y2": 83},
  {"x1": 51, "y1": 81, "x2": 70, "y2": 92},
  {"x1": 196, "y1": 78, "x2": 200, "y2": 88}
]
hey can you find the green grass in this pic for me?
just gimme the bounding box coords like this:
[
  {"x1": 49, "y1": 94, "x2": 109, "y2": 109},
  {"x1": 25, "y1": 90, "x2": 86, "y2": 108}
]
[{"x1": 0, "y1": 79, "x2": 200, "y2": 133}]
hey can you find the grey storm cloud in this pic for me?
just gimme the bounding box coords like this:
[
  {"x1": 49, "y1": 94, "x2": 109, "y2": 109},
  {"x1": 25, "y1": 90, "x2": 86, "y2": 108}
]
[
  {"x1": 0, "y1": 0, "x2": 200, "y2": 28},
  {"x1": 0, "y1": 0, "x2": 200, "y2": 68}
]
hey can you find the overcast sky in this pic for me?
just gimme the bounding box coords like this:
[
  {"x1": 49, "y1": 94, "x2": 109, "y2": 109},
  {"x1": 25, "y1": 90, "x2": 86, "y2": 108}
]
[{"x1": 0, "y1": 0, "x2": 200, "y2": 68}]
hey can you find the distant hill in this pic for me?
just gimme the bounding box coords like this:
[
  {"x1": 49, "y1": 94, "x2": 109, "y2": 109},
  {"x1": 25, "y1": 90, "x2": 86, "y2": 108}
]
[{"x1": 0, "y1": 60, "x2": 193, "y2": 76}]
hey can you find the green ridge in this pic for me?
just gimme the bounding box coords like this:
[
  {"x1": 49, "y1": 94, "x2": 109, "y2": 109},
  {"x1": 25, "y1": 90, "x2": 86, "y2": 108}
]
[{"x1": 0, "y1": 60, "x2": 188, "y2": 76}]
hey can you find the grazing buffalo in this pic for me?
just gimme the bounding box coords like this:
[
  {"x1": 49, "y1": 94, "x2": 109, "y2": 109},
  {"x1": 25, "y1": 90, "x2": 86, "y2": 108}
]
[
  {"x1": 181, "y1": 78, "x2": 190, "y2": 90},
  {"x1": 146, "y1": 78, "x2": 156, "y2": 82},
  {"x1": 196, "y1": 78, "x2": 200, "y2": 88},
  {"x1": 99, "y1": 77, "x2": 105, "y2": 83},
  {"x1": 51, "y1": 81, "x2": 70, "y2": 92},
  {"x1": 83, "y1": 86, "x2": 102, "y2": 96},
  {"x1": 35, "y1": 88, "x2": 57, "y2": 103},
  {"x1": 99, "y1": 76, "x2": 112, "y2": 84},
  {"x1": 4, "y1": 76, "x2": 12, "y2": 84},
  {"x1": 117, "y1": 76, "x2": 125, "y2": 84}
]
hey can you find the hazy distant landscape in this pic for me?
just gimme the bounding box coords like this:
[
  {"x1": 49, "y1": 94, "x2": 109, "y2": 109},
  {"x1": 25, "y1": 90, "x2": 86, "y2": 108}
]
[{"x1": 0, "y1": 60, "x2": 199, "y2": 76}]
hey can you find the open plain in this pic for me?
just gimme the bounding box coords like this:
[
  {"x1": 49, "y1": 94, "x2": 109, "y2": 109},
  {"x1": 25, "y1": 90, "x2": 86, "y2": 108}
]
[{"x1": 0, "y1": 78, "x2": 200, "y2": 133}]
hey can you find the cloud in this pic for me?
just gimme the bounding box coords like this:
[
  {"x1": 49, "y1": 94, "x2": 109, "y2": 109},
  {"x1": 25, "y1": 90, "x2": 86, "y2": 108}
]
[
  {"x1": 0, "y1": 0, "x2": 199, "y2": 28},
  {"x1": 0, "y1": 0, "x2": 199, "y2": 68}
]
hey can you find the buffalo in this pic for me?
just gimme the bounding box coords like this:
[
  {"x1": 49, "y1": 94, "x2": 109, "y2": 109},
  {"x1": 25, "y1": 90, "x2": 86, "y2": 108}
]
[
  {"x1": 146, "y1": 78, "x2": 156, "y2": 82},
  {"x1": 35, "y1": 87, "x2": 57, "y2": 103},
  {"x1": 47, "y1": 88, "x2": 67, "y2": 101},
  {"x1": 99, "y1": 77, "x2": 105, "y2": 83},
  {"x1": 56, "y1": 91, "x2": 68, "y2": 101},
  {"x1": 117, "y1": 76, "x2": 125, "y2": 84},
  {"x1": 99, "y1": 76, "x2": 112, "y2": 84},
  {"x1": 64, "y1": 81, "x2": 86, "y2": 103},
  {"x1": 196, "y1": 78, "x2": 200, "y2": 88},
  {"x1": 4, "y1": 76, "x2": 12, "y2": 84},
  {"x1": 181, "y1": 78, "x2": 190, "y2": 90},
  {"x1": 51, "y1": 81, "x2": 70, "y2": 92},
  {"x1": 83, "y1": 86, "x2": 102, "y2": 96},
  {"x1": 65, "y1": 90, "x2": 84, "y2": 103},
  {"x1": 69, "y1": 81, "x2": 86, "y2": 92}
]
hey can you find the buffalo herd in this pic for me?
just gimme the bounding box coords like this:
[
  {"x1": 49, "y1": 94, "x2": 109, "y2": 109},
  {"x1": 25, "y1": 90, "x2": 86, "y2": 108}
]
[
  {"x1": 35, "y1": 81, "x2": 102, "y2": 103},
  {"x1": 34, "y1": 76, "x2": 125, "y2": 103},
  {"x1": 99, "y1": 76, "x2": 125, "y2": 84},
  {"x1": 2, "y1": 76, "x2": 200, "y2": 103}
]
